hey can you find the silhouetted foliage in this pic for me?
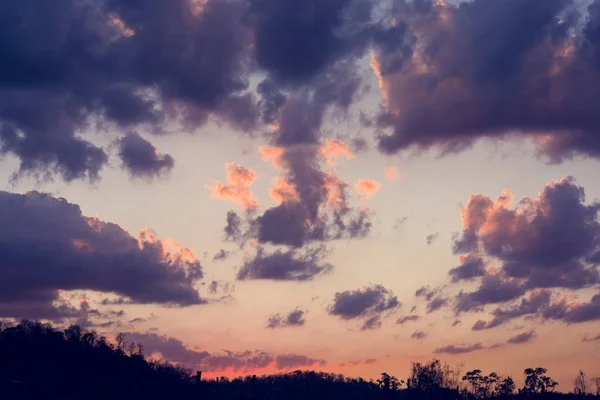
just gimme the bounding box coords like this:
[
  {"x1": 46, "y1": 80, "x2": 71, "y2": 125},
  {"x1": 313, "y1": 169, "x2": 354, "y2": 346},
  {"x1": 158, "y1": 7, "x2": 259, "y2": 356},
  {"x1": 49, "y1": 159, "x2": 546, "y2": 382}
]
[
  {"x1": 523, "y1": 368, "x2": 559, "y2": 394},
  {"x1": 0, "y1": 321, "x2": 599, "y2": 400}
]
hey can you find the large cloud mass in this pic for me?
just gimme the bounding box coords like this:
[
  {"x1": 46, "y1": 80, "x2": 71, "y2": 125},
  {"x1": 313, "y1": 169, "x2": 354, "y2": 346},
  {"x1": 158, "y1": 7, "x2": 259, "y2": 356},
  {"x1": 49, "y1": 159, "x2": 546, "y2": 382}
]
[
  {"x1": 373, "y1": 0, "x2": 600, "y2": 162},
  {"x1": 453, "y1": 177, "x2": 600, "y2": 292},
  {"x1": 6, "y1": 0, "x2": 600, "y2": 185},
  {"x1": 0, "y1": 191, "x2": 204, "y2": 320}
]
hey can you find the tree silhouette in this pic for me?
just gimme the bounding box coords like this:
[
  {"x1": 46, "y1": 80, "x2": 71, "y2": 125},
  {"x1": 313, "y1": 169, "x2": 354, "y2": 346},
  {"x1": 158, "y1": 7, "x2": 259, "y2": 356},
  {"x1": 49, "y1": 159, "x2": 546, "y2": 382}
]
[
  {"x1": 574, "y1": 370, "x2": 590, "y2": 395},
  {"x1": 2, "y1": 320, "x2": 600, "y2": 400},
  {"x1": 523, "y1": 368, "x2": 558, "y2": 394},
  {"x1": 498, "y1": 376, "x2": 516, "y2": 397}
]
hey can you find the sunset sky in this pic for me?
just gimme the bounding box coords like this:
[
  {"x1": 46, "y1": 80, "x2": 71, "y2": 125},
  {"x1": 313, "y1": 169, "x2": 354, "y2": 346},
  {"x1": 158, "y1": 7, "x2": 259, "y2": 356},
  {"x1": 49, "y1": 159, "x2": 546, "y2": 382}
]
[{"x1": 1, "y1": 0, "x2": 600, "y2": 389}]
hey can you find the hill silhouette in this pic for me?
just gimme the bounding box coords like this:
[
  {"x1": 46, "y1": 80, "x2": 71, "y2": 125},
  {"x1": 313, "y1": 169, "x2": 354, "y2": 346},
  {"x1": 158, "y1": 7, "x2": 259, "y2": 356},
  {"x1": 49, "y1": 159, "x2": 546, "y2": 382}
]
[{"x1": 0, "y1": 321, "x2": 599, "y2": 400}]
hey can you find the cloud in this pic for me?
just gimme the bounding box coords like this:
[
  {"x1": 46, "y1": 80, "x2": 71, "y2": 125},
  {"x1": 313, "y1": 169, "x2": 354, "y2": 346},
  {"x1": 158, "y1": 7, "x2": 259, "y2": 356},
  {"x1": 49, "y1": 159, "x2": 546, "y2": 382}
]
[
  {"x1": 354, "y1": 179, "x2": 382, "y2": 203},
  {"x1": 117, "y1": 132, "x2": 174, "y2": 179},
  {"x1": 235, "y1": 142, "x2": 372, "y2": 248},
  {"x1": 542, "y1": 292, "x2": 600, "y2": 323},
  {"x1": 372, "y1": 0, "x2": 600, "y2": 162},
  {"x1": 453, "y1": 177, "x2": 600, "y2": 291},
  {"x1": 425, "y1": 233, "x2": 439, "y2": 246},
  {"x1": 126, "y1": 331, "x2": 326, "y2": 373},
  {"x1": 449, "y1": 254, "x2": 487, "y2": 282},
  {"x1": 237, "y1": 246, "x2": 333, "y2": 281},
  {"x1": 384, "y1": 166, "x2": 403, "y2": 181},
  {"x1": 411, "y1": 330, "x2": 427, "y2": 340},
  {"x1": 396, "y1": 315, "x2": 420, "y2": 325},
  {"x1": 328, "y1": 284, "x2": 401, "y2": 329},
  {"x1": 208, "y1": 163, "x2": 259, "y2": 212},
  {"x1": 455, "y1": 275, "x2": 526, "y2": 313},
  {"x1": 582, "y1": 333, "x2": 600, "y2": 342},
  {"x1": 274, "y1": 354, "x2": 327, "y2": 370},
  {"x1": 415, "y1": 286, "x2": 449, "y2": 313},
  {"x1": 320, "y1": 139, "x2": 354, "y2": 166},
  {"x1": 213, "y1": 249, "x2": 231, "y2": 261},
  {"x1": 434, "y1": 343, "x2": 484, "y2": 355},
  {"x1": 393, "y1": 216, "x2": 408, "y2": 231},
  {"x1": 0, "y1": 0, "x2": 257, "y2": 182},
  {"x1": 267, "y1": 308, "x2": 306, "y2": 329},
  {"x1": 224, "y1": 211, "x2": 245, "y2": 243},
  {"x1": 0, "y1": 191, "x2": 203, "y2": 320},
  {"x1": 471, "y1": 290, "x2": 552, "y2": 330},
  {"x1": 507, "y1": 330, "x2": 536, "y2": 345}
]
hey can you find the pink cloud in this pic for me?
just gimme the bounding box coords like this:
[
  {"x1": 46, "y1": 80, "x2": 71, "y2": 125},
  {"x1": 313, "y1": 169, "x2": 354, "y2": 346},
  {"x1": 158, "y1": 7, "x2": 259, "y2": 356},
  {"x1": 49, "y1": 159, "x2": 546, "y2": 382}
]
[
  {"x1": 354, "y1": 179, "x2": 381, "y2": 203},
  {"x1": 384, "y1": 166, "x2": 403, "y2": 181},
  {"x1": 207, "y1": 163, "x2": 259, "y2": 211}
]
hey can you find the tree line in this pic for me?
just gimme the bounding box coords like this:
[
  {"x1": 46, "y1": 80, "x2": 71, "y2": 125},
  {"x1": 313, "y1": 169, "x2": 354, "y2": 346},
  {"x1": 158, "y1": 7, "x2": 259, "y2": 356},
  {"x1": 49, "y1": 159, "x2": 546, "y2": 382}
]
[{"x1": 0, "y1": 321, "x2": 599, "y2": 399}]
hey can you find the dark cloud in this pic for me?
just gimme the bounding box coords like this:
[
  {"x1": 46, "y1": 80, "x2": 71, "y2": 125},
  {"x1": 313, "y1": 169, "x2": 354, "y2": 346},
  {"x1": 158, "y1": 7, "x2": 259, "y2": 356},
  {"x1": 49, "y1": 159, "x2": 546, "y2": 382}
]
[
  {"x1": 117, "y1": 132, "x2": 174, "y2": 179},
  {"x1": 247, "y1": 0, "x2": 372, "y2": 83},
  {"x1": 582, "y1": 333, "x2": 600, "y2": 342},
  {"x1": 237, "y1": 246, "x2": 333, "y2": 281},
  {"x1": 415, "y1": 286, "x2": 449, "y2": 313},
  {"x1": 507, "y1": 330, "x2": 536, "y2": 345},
  {"x1": 274, "y1": 354, "x2": 327, "y2": 370},
  {"x1": 373, "y1": 0, "x2": 600, "y2": 162},
  {"x1": 267, "y1": 308, "x2": 306, "y2": 329},
  {"x1": 212, "y1": 249, "x2": 231, "y2": 261},
  {"x1": 0, "y1": 191, "x2": 203, "y2": 320},
  {"x1": 126, "y1": 332, "x2": 210, "y2": 365},
  {"x1": 453, "y1": 177, "x2": 600, "y2": 292},
  {"x1": 449, "y1": 254, "x2": 486, "y2": 282},
  {"x1": 251, "y1": 70, "x2": 372, "y2": 248},
  {"x1": 542, "y1": 292, "x2": 600, "y2": 323},
  {"x1": 411, "y1": 330, "x2": 427, "y2": 340},
  {"x1": 455, "y1": 275, "x2": 526, "y2": 313},
  {"x1": 206, "y1": 280, "x2": 235, "y2": 297},
  {"x1": 425, "y1": 233, "x2": 439, "y2": 246},
  {"x1": 396, "y1": 315, "x2": 420, "y2": 325},
  {"x1": 0, "y1": 0, "x2": 257, "y2": 182},
  {"x1": 328, "y1": 284, "x2": 401, "y2": 329},
  {"x1": 224, "y1": 211, "x2": 245, "y2": 243},
  {"x1": 128, "y1": 331, "x2": 328, "y2": 373},
  {"x1": 471, "y1": 290, "x2": 552, "y2": 331},
  {"x1": 433, "y1": 343, "x2": 484, "y2": 355},
  {"x1": 360, "y1": 315, "x2": 382, "y2": 331}
]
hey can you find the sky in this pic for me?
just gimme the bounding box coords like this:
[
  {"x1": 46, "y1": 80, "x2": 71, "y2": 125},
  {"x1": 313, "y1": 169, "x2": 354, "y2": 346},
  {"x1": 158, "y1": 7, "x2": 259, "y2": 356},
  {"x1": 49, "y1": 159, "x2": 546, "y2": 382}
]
[{"x1": 1, "y1": 0, "x2": 600, "y2": 390}]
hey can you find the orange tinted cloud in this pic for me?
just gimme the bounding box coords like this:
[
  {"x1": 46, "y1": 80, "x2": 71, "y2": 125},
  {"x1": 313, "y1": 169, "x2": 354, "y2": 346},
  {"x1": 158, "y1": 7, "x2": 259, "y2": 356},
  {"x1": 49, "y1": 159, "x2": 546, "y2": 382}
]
[
  {"x1": 320, "y1": 139, "x2": 353, "y2": 166},
  {"x1": 207, "y1": 163, "x2": 259, "y2": 211},
  {"x1": 259, "y1": 146, "x2": 285, "y2": 168},
  {"x1": 384, "y1": 166, "x2": 403, "y2": 181},
  {"x1": 269, "y1": 176, "x2": 298, "y2": 203},
  {"x1": 354, "y1": 179, "x2": 381, "y2": 202},
  {"x1": 324, "y1": 172, "x2": 348, "y2": 211}
]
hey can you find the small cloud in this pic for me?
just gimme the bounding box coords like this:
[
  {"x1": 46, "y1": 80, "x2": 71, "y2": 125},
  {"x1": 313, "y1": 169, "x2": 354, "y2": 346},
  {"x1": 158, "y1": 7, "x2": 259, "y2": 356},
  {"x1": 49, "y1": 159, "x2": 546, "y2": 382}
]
[
  {"x1": 354, "y1": 179, "x2": 382, "y2": 203},
  {"x1": 207, "y1": 163, "x2": 259, "y2": 212},
  {"x1": 582, "y1": 333, "x2": 600, "y2": 342},
  {"x1": 393, "y1": 216, "x2": 408, "y2": 231},
  {"x1": 267, "y1": 308, "x2": 306, "y2": 329},
  {"x1": 384, "y1": 166, "x2": 403, "y2": 181},
  {"x1": 411, "y1": 330, "x2": 427, "y2": 340},
  {"x1": 434, "y1": 343, "x2": 484, "y2": 354},
  {"x1": 329, "y1": 284, "x2": 401, "y2": 330},
  {"x1": 117, "y1": 132, "x2": 174, "y2": 179},
  {"x1": 426, "y1": 233, "x2": 440, "y2": 246},
  {"x1": 507, "y1": 330, "x2": 535, "y2": 345},
  {"x1": 397, "y1": 315, "x2": 420, "y2": 325},
  {"x1": 213, "y1": 249, "x2": 231, "y2": 261}
]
